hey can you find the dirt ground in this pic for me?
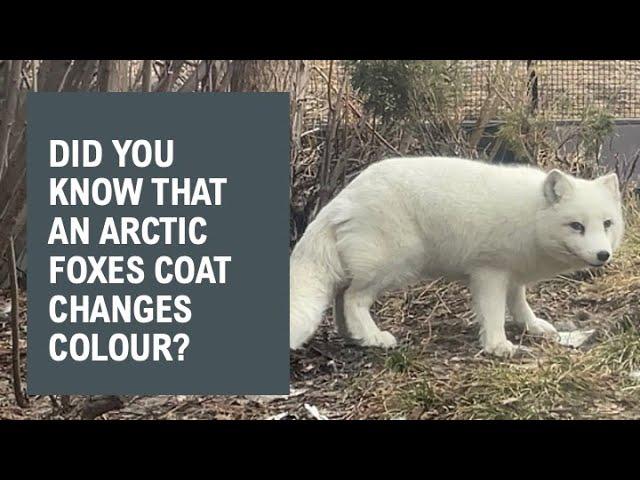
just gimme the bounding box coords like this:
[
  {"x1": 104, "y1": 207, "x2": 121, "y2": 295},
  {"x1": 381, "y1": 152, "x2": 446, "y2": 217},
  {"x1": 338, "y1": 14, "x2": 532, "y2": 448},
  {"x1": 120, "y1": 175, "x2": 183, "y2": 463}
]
[{"x1": 2, "y1": 211, "x2": 639, "y2": 420}]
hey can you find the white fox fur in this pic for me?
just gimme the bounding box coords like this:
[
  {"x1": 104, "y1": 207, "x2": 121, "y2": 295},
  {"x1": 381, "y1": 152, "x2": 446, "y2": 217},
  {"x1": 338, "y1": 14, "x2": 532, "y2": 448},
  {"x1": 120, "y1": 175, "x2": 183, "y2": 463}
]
[{"x1": 290, "y1": 156, "x2": 624, "y2": 357}]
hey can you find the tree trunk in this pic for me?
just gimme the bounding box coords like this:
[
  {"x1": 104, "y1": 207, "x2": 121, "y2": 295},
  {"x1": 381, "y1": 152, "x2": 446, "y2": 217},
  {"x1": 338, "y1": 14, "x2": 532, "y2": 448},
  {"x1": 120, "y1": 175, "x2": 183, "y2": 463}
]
[
  {"x1": 228, "y1": 60, "x2": 302, "y2": 93},
  {"x1": 97, "y1": 60, "x2": 129, "y2": 92},
  {"x1": 142, "y1": 60, "x2": 152, "y2": 92}
]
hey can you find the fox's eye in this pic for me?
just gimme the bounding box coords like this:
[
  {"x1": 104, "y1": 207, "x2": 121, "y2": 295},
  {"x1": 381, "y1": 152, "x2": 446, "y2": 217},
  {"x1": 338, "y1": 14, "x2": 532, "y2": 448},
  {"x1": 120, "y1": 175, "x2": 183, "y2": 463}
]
[
  {"x1": 569, "y1": 222, "x2": 585, "y2": 233},
  {"x1": 604, "y1": 219, "x2": 613, "y2": 229}
]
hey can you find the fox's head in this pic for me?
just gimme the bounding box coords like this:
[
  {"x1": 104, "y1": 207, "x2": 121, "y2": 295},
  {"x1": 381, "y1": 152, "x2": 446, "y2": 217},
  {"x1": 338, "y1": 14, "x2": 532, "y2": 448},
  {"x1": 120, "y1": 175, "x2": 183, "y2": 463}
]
[{"x1": 536, "y1": 169, "x2": 625, "y2": 269}]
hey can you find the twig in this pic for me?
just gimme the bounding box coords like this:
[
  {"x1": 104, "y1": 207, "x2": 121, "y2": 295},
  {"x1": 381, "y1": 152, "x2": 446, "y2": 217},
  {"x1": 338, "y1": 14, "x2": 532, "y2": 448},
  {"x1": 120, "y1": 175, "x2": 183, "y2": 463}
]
[
  {"x1": 57, "y1": 60, "x2": 75, "y2": 92},
  {"x1": 9, "y1": 236, "x2": 28, "y2": 407}
]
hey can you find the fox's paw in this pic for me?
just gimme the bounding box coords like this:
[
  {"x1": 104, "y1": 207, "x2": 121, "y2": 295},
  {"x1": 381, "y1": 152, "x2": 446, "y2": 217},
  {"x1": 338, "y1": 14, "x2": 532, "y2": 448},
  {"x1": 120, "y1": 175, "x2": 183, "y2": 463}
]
[
  {"x1": 527, "y1": 318, "x2": 560, "y2": 339},
  {"x1": 352, "y1": 330, "x2": 398, "y2": 349},
  {"x1": 482, "y1": 339, "x2": 517, "y2": 358}
]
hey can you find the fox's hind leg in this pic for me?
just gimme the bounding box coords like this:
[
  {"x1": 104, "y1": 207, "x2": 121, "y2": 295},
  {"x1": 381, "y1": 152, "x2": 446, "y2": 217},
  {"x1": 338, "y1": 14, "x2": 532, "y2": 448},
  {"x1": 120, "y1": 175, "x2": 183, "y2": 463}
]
[
  {"x1": 334, "y1": 222, "x2": 405, "y2": 348},
  {"x1": 341, "y1": 282, "x2": 397, "y2": 348},
  {"x1": 507, "y1": 283, "x2": 558, "y2": 337}
]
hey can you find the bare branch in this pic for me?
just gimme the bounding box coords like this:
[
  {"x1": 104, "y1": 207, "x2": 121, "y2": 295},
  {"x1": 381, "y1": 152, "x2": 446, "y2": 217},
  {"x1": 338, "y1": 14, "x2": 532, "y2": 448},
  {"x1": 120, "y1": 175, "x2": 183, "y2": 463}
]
[
  {"x1": 0, "y1": 60, "x2": 23, "y2": 180},
  {"x1": 9, "y1": 236, "x2": 28, "y2": 408},
  {"x1": 155, "y1": 60, "x2": 185, "y2": 92},
  {"x1": 179, "y1": 60, "x2": 208, "y2": 92}
]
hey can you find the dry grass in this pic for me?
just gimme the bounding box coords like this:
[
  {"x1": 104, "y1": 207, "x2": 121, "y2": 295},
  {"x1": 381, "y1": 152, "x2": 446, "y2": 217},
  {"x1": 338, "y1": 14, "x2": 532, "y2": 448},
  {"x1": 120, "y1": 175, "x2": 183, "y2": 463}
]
[
  {"x1": 387, "y1": 207, "x2": 640, "y2": 420},
  {"x1": 394, "y1": 328, "x2": 640, "y2": 419}
]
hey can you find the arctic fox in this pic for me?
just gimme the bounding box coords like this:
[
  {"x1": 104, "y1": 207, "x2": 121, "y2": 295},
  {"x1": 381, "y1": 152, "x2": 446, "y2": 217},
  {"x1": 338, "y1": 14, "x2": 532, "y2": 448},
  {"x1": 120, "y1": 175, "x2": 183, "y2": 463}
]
[{"x1": 290, "y1": 156, "x2": 624, "y2": 357}]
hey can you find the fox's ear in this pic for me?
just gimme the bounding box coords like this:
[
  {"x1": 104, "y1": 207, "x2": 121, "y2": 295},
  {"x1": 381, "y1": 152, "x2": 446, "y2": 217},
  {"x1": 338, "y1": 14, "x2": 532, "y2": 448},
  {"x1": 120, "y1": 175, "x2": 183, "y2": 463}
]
[
  {"x1": 597, "y1": 172, "x2": 620, "y2": 198},
  {"x1": 543, "y1": 169, "x2": 573, "y2": 204}
]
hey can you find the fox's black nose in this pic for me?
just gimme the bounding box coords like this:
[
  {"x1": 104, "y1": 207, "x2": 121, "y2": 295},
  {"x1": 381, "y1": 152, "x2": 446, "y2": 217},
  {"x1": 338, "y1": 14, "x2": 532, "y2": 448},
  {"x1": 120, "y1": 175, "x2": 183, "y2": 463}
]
[{"x1": 597, "y1": 251, "x2": 610, "y2": 262}]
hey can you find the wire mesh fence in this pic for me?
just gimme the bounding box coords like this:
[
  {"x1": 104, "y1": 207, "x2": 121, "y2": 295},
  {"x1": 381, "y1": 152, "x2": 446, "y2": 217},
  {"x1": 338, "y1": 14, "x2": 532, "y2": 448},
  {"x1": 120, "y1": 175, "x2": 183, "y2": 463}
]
[{"x1": 461, "y1": 60, "x2": 640, "y2": 121}]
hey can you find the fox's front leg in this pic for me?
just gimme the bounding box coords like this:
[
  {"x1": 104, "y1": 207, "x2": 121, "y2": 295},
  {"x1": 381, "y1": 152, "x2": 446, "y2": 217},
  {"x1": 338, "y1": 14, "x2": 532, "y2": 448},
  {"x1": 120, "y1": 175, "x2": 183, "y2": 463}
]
[
  {"x1": 469, "y1": 269, "x2": 516, "y2": 358},
  {"x1": 507, "y1": 283, "x2": 558, "y2": 338}
]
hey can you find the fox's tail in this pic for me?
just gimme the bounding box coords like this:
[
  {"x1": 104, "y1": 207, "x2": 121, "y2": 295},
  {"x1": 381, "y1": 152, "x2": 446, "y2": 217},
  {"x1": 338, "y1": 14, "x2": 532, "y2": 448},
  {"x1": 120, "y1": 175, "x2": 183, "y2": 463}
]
[{"x1": 290, "y1": 216, "x2": 344, "y2": 349}]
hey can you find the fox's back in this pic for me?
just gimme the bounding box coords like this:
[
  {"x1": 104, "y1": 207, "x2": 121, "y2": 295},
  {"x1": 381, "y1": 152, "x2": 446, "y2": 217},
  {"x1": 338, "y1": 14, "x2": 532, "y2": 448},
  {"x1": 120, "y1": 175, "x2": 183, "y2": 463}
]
[
  {"x1": 329, "y1": 156, "x2": 546, "y2": 226},
  {"x1": 349, "y1": 156, "x2": 545, "y2": 201}
]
